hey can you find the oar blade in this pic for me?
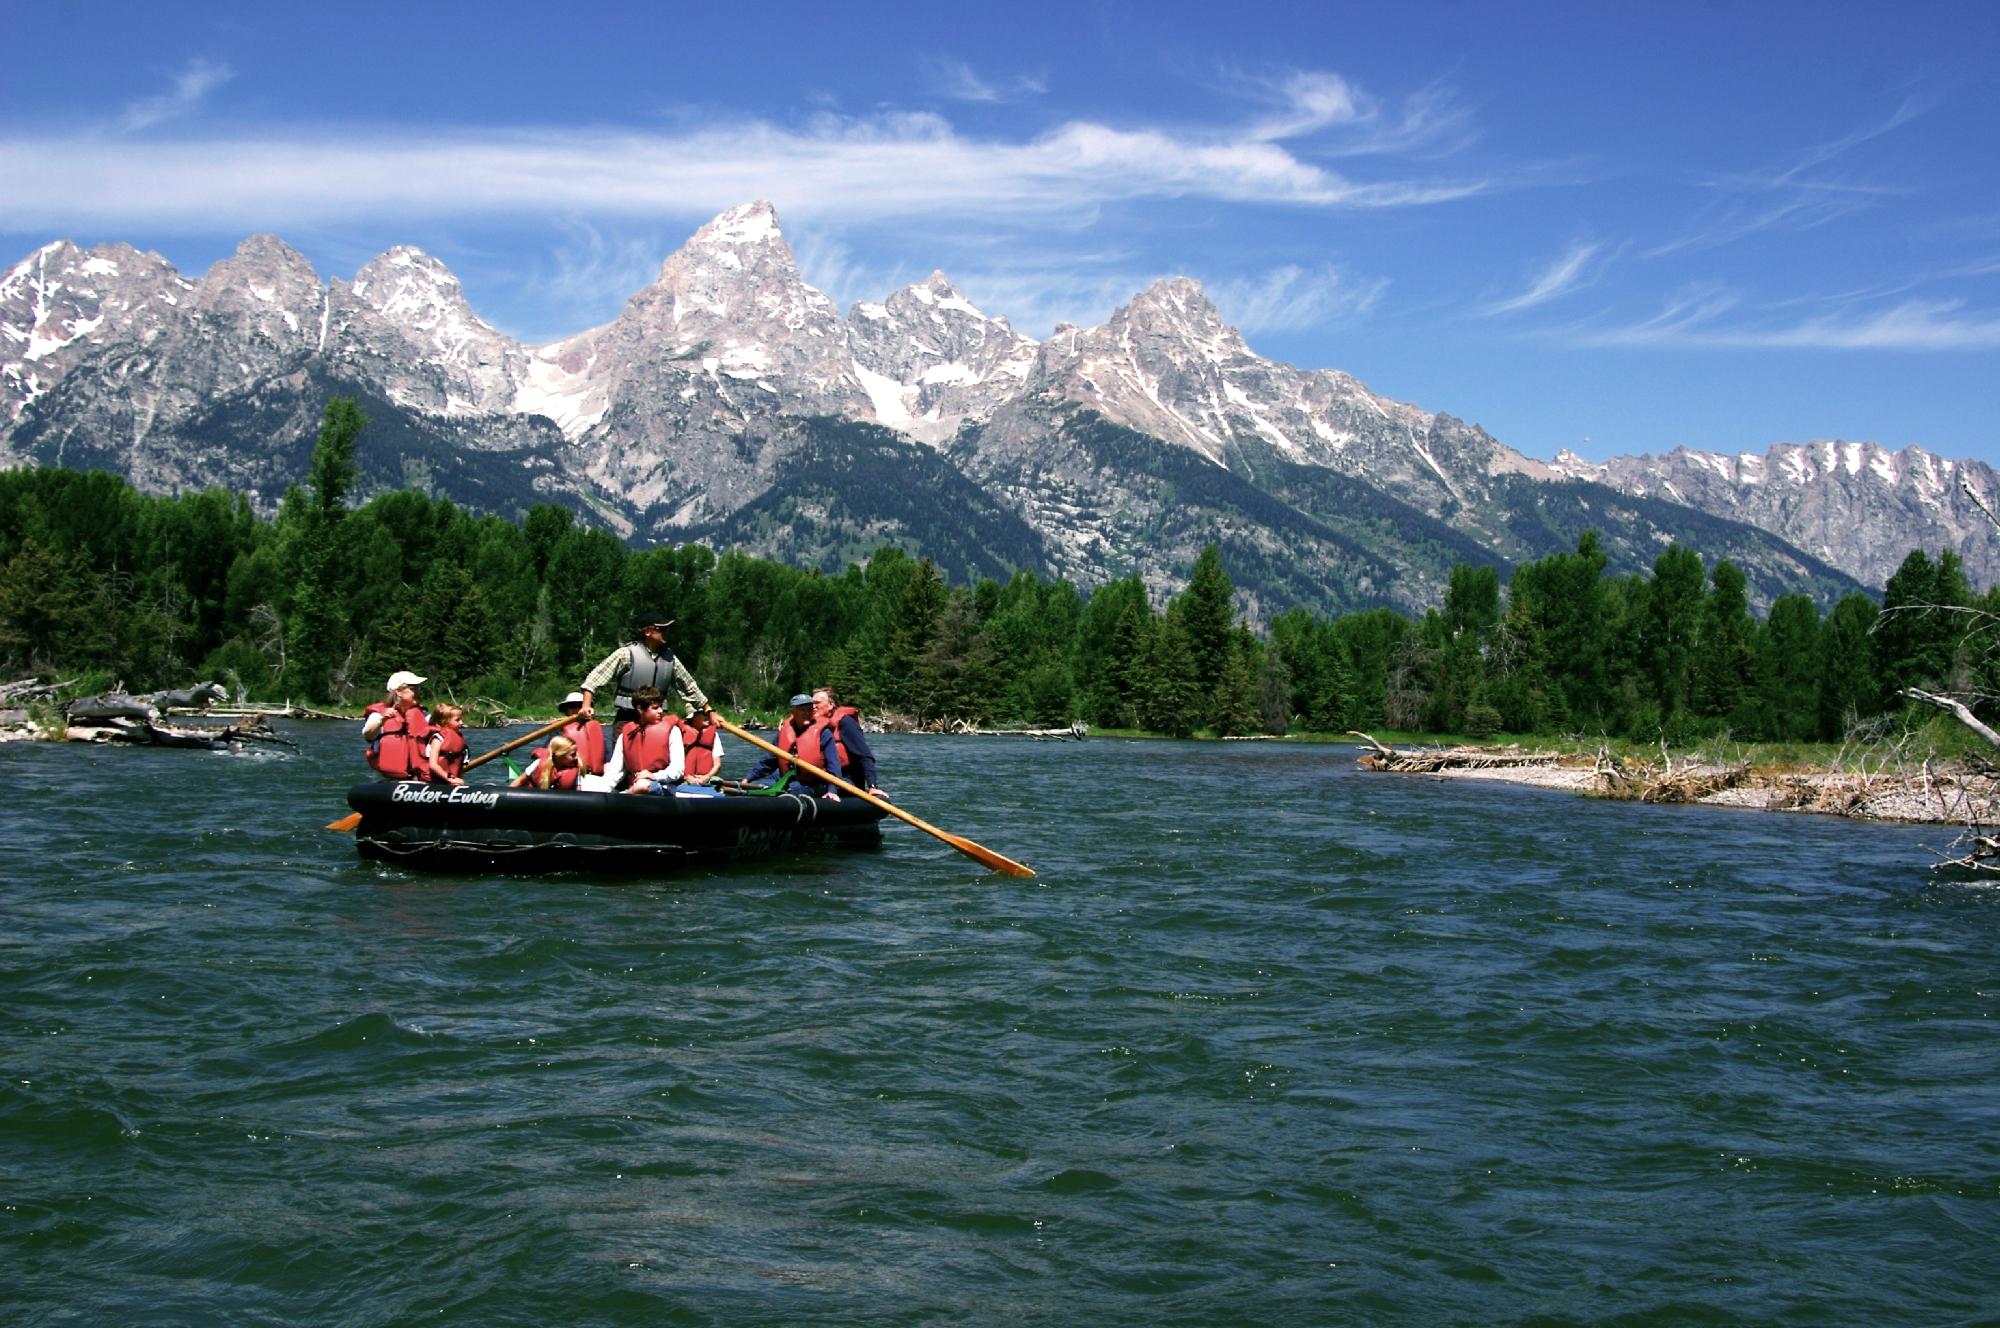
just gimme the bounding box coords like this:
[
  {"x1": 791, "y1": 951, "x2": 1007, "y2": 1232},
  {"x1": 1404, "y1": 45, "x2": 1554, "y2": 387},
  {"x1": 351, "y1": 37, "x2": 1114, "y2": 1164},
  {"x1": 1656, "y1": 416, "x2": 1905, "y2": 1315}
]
[
  {"x1": 943, "y1": 832, "x2": 1036, "y2": 878},
  {"x1": 325, "y1": 812, "x2": 363, "y2": 833}
]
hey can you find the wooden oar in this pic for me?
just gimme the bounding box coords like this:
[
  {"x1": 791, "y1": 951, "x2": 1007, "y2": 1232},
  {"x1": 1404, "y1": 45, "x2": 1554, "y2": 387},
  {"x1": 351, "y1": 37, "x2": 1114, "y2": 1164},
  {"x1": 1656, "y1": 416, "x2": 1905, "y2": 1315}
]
[
  {"x1": 324, "y1": 713, "x2": 576, "y2": 832},
  {"x1": 713, "y1": 715, "x2": 1034, "y2": 878}
]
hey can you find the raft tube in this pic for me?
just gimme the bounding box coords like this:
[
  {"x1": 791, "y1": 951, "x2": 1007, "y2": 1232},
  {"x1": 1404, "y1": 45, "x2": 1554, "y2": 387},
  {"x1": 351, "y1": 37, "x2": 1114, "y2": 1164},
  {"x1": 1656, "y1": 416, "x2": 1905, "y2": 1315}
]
[{"x1": 345, "y1": 781, "x2": 885, "y2": 873}]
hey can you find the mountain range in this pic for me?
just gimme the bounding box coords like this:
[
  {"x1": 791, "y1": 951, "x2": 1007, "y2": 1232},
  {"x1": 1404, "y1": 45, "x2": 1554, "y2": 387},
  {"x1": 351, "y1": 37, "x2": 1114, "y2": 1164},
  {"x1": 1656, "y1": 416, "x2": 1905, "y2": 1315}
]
[{"x1": 6, "y1": 200, "x2": 1996, "y2": 618}]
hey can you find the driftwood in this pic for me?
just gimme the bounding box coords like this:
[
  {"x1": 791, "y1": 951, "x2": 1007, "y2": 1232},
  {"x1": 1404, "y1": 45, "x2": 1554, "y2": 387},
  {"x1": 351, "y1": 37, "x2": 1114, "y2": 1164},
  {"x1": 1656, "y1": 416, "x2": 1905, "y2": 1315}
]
[
  {"x1": 1, "y1": 676, "x2": 78, "y2": 703},
  {"x1": 65, "y1": 714, "x2": 299, "y2": 752},
  {"x1": 945, "y1": 719, "x2": 1088, "y2": 741},
  {"x1": 66, "y1": 681, "x2": 226, "y2": 723},
  {"x1": 1347, "y1": 731, "x2": 1559, "y2": 773}
]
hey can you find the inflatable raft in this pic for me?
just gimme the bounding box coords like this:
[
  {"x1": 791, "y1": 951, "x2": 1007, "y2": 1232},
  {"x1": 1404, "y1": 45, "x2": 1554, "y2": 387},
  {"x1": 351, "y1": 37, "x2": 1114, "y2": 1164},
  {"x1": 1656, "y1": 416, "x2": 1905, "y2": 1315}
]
[{"x1": 345, "y1": 780, "x2": 885, "y2": 872}]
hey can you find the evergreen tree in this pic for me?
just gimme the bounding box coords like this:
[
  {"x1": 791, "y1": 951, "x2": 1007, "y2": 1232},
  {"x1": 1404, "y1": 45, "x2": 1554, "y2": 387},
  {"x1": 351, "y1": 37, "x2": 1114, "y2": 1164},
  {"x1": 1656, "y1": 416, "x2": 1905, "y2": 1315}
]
[
  {"x1": 1876, "y1": 548, "x2": 1971, "y2": 695},
  {"x1": 1819, "y1": 594, "x2": 1883, "y2": 737},
  {"x1": 1693, "y1": 559, "x2": 1758, "y2": 731},
  {"x1": 1758, "y1": 594, "x2": 1822, "y2": 740},
  {"x1": 1642, "y1": 544, "x2": 1706, "y2": 737},
  {"x1": 1211, "y1": 628, "x2": 1261, "y2": 737},
  {"x1": 1173, "y1": 545, "x2": 1236, "y2": 724},
  {"x1": 283, "y1": 398, "x2": 367, "y2": 698},
  {"x1": 884, "y1": 558, "x2": 947, "y2": 713},
  {"x1": 1135, "y1": 613, "x2": 1201, "y2": 738},
  {"x1": 0, "y1": 538, "x2": 114, "y2": 670}
]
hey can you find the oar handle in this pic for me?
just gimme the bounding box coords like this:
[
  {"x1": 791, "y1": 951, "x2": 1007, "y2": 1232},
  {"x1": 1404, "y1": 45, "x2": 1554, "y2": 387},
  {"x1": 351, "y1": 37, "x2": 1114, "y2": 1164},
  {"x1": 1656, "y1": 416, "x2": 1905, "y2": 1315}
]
[
  {"x1": 714, "y1": 716, "x2": 1034, "y2": 877},
  {"x1": 463, "y1": 714, "x2": 574, "y2": 773}
]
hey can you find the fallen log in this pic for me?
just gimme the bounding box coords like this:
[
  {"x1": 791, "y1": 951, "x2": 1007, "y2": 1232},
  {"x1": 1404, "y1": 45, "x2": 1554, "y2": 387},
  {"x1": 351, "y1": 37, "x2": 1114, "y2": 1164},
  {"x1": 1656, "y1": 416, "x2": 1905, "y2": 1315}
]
[{"x1": 1347, "y1": 731, "x2": 1561, "y2": 773}]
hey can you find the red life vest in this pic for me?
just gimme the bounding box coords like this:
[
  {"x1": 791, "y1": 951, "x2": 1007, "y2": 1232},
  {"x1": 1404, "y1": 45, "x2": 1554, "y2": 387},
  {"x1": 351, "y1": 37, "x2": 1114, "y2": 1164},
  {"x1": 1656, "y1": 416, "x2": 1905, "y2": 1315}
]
[
  {"x1": 619, "y1": 717, "x2": 678, "y2": 780},
  {"x1": 776, "y1": 717, "x2": 840, "y2": 778},
  {"x1": 822, "y1": 706, "x2": 857, "y2": 771},
  {"x1": 366, "y1": 701, "x2": 432, "y2": 779},
  {"x1": 560, "y1": 717, "x2": 606, "y2": 775},
  {"x1": 528, "y1": 747, "x2": 580, "y2": 790},
  {"x1": 427, "y1": 725, "x2": 467, "y2": 781},
  {"x1": 681, "y1": 717, "x2": 718, "y2": 777},
  {"x1": 362, "y1": 702, "x2": 393, "y2": 770}
]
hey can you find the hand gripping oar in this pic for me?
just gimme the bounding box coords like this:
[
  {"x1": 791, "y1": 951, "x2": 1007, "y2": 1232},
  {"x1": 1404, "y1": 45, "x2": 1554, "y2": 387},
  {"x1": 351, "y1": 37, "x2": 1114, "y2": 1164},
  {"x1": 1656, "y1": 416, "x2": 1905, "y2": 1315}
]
[
  {"x1": 713, "y1": 716, "x2": 1034, "y2": 878},
  {"x1": 324, "y1": 713, "x2": 576, "y2": 832}
]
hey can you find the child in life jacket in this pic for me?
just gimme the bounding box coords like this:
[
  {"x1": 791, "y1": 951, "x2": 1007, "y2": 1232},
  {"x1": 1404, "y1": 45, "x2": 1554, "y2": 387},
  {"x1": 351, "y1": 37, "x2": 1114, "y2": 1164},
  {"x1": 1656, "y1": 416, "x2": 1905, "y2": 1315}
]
[
  {"x1": 423, "y1": 703, "x2": 469, "y2": 785},
  {"x1": 510, "y1": 735, "x2": 582, "y2": 790}
]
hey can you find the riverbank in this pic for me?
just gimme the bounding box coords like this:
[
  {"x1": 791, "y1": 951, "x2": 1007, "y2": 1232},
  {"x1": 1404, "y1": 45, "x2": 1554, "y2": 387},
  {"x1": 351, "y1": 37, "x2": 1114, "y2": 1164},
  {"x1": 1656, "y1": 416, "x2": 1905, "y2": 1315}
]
[{"x1": 1353, "y1": 734, "x2": 1998, "y2": 827}]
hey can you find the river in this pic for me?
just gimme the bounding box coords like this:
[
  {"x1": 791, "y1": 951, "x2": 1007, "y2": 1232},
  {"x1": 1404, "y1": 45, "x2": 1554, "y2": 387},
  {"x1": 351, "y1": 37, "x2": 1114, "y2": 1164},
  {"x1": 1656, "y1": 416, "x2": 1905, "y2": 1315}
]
[{"x1": 4, "y1": 724, "x2": 1995, "y2": 1325}]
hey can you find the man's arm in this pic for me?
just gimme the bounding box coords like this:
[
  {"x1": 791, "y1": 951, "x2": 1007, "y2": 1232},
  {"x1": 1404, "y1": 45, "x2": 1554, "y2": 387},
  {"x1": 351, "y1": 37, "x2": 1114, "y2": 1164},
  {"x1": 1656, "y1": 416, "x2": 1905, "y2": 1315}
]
[
  {"x1": 576, "y1": 648, "x2": 627, "y2": 721},
  {"x1": 671, "y1": 657, "x2": 710, "y2": 712},
  {"x1": 837, "y1": 716, "x2": 879, "y2": 790}
]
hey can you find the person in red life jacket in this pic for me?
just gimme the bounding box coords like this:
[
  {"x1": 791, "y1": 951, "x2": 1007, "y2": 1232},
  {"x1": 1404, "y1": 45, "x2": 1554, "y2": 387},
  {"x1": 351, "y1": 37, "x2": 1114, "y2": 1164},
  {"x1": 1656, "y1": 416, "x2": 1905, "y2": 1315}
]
[
  {"x1": 422, "y1": 703, "x2": 469, "y2": 786},
  {"x1": 510, "y1": 735, "x2": 581, "y2": 790},
  {"x1": 812, "y1": 686, "x2": 884, "y2": 798},
  {"x1": 555, "y1": 691, "x2": 606, "y2": 777},
  {"x1": 360, "y1": 670, "x2": 432, "y2": 781},
  {"x1": 678, "y1": 702, "x2": 724, "y2": 785},
  {"x1": 616, "y1": 686, "x2": 686, "y2": 795},
  {"x1": 741, "y1": 694, "x2": 843, "y2": 800}
]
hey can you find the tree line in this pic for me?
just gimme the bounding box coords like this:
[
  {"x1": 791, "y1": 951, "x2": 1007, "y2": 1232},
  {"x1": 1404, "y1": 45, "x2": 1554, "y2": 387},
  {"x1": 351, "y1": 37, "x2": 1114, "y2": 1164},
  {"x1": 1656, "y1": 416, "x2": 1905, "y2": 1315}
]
[{"x1": 0, "y1": 401, "x2": 1989, "y2": 740}]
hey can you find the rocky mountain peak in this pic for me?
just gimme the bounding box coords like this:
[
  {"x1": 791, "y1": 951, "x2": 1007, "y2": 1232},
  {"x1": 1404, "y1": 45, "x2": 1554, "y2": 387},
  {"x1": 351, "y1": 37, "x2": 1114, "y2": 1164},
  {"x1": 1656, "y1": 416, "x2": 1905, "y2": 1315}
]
[
  {"x1": 327, "y1": 247, "x2": 524, "y2": 417},
  {"x1": 687, "y1": 199, "x2": 787, "y2": 251},
  {"x1": 1114, "y1": 276, "x2": 1240, "y2": 358},
  {"x1": 0, "y1": 240, "x2": 194, "y2": 438},
  {"x1": 192, "y1": 235, "x2": 324, "y2": 354},
  {"x1": 845, "y1": 268, "x2": 1039, "y2": 442},
  {"x1": 347, "y1": 246, "x2": 489, "y2": 334}
]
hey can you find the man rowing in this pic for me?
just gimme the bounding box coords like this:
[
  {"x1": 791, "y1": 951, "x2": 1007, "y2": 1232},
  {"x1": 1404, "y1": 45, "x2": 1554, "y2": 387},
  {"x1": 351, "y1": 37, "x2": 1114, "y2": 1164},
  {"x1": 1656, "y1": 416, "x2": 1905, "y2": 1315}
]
[{"x1": 574, "y1": 615, "x2": 710, "y2": 732}]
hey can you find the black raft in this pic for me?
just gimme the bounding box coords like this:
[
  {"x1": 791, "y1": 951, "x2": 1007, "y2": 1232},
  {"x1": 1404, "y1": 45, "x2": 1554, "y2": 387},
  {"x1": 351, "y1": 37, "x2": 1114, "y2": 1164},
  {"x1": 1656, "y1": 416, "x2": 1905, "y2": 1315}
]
[{"x1": 345, "y1": 781, "x2": 886, "y2": 872}]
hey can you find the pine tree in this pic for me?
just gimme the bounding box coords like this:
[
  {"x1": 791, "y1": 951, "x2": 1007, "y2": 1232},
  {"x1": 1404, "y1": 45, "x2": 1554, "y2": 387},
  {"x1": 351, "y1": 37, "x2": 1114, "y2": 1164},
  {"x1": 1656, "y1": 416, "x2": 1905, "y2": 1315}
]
[{"x1": 1173, "y1": 546, "x2": 1236, "y2": 723}]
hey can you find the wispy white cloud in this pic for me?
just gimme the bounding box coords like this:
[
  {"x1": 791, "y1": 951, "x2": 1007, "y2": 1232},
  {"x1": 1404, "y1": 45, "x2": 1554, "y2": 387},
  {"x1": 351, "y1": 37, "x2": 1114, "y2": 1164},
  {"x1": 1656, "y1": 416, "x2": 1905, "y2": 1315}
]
[
  {"x1": 1485, "y1": 240, "x2": 1603, "y2": 315},
  {"x1": 1238, "y1": 68, "x2": 1475, "y2": 158},
  {"x1": 515, "y1": 220, "x2": 673, "y2": 335},
  {"x1": 120, "y1": 57, "x2": 232, "y2": 133},
  {"x1": 918, "y1": 56, "x2": 1047, "y2": 104},
  {"x1": 1, "y1": 75, "x2": 1485, "y2": 234},
  {"x1": 1579, "y1": 289, "x2": 2000, "y2": 350},
  {"x1": 1649, "y1": 100, "x2": 1926, "y2": 257},
  {"x1": 1210, "y1": 263, "x2": 1386, "y2": 333}
]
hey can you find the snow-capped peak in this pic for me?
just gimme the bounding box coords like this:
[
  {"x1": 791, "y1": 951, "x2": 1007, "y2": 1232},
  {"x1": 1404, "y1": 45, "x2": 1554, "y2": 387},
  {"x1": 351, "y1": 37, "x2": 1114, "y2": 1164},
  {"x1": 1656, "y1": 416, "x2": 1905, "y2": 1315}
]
[{"x1": 690, "y1": 199, "x2": 785, "y2": 250}]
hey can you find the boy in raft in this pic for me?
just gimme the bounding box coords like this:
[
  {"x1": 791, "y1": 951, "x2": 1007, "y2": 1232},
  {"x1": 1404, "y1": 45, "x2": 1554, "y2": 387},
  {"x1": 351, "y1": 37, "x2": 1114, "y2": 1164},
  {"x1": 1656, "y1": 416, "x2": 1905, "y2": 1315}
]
[
  {"x1": 360, "y1": 670, "x2": 432, "y2": 781},
  {"x1": 510, "y1": 734, "x2": 582, "y2": 790},
  {"x1": 422, "y1": 703, "x2": 469, "y2": 786},
  {"x1": 612, "y1": 686, "x2": 686, "y2": 795},
  {"x1": 741, "y1": 694, "x2": 844, "y2": 801}
]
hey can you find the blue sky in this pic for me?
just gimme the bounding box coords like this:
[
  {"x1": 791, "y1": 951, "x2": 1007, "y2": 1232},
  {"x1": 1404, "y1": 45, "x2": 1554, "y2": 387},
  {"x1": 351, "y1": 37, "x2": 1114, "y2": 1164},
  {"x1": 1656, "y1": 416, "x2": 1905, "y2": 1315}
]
[{"x1": 3, "y1": 1, "x2": 1996, "y2": 465}]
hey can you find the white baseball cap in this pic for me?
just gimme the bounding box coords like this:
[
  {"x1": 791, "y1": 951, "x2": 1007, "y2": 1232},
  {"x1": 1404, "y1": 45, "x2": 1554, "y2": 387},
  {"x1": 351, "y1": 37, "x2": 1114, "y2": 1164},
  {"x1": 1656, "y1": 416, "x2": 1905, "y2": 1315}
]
[{"x1": 385, "y1": 670, "x2": 427, "y2": 690}]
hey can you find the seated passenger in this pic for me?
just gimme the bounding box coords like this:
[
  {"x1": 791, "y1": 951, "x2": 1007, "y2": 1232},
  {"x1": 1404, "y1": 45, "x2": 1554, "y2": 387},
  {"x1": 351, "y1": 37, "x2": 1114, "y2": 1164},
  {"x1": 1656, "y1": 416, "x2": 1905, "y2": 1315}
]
[
  {"x1": 423, "y1": 703, "x2": 469, "y2": 785},
  {"x1": 360, "y1": 670, "x2": 431, "y2": 781},
  {"x1": 616, "y1": 686, "x2": 686, "y2": 795},
  {"x1": 556, "y1": 690, "x2": 606, "y2": 776},
  {"x1": 511, "y1": 734, "x2": 582, "y2": 790},
  {"x1": 679, "y1": 702, "x2": 723, "y2": 785},
  {"x1": 813, "y1": 686, "x2": 884, "y2": 798},
  {"x1": 741, "y1": 694, "x2": 843, "y2": 800}
]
